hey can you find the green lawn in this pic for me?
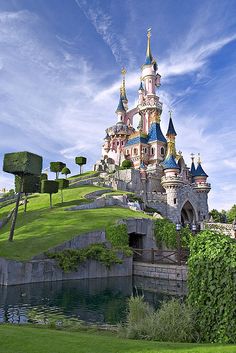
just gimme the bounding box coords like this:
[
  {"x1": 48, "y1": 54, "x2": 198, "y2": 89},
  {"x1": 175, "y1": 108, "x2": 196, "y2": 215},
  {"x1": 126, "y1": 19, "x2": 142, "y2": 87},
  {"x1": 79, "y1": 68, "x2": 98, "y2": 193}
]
[
  {"x1": 0, "y1": 325, "x2": 235, "y2": 353},
  {"x1": 68, "y1": 171, "x2": 98, "y2": 180},
  {"x1": 0, "y1": 185, "x2": 149, "y2": 261}
]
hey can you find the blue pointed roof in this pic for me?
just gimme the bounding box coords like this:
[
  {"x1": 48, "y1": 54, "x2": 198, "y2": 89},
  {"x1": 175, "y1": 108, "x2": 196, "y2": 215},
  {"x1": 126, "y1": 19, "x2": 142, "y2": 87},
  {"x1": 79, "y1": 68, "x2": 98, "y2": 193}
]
[
  {"x1": 116, "y1": 95, "x2": 125, "y2": 113},
  {"x1": 148, "y1": 122, "x2": 167, "y2": 143},
  {"x1": 162, "y1": 155, "x2": 180, "y2": 170},
  {"x1": 140, "y1": 161, "x2": 146, "y2": 169},
  {"x1": 195, "y1": 163, "x2": 208, "y2": 177},
  {"x1": 190, "y1": 161, "x2": 196, "y2": 176},
  {"x1": 139, "y1": 81, "x2": 144, "y2": 90},
  {"x1": 125, "y1": 136, "x2": 148, "y2": 146},
  {"x1": 167, "y1": 118, "x2": 177, "y2": 136}
]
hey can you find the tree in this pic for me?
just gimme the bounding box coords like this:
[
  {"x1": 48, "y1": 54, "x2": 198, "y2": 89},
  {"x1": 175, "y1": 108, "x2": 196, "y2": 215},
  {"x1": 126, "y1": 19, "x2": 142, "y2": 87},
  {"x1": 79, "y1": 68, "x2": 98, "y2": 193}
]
[
  {"x1": 121, "y1": 160, "x2": 132, "y2": 169},
  {"x1": 56, "y1": 178, "x2": 69, "y2": 203},
  {"x1": 61, "y1": 167, "x2": 71, "y2": 179},
  {"x1": 209, "y1": 209, "x2": 223, "y2": 223},
  {"x1": 227, "y1": 204, "x2": 236, "y2": 223},
  {"x1": 50, "y1": 162, "x2": 66, "y2": 179},
  {"x1": 41, "y1": 180, "x2": 58, "y2": 208},
  {"x1": 75, "y1": 156, "x2": 87, "y2": 174},
  {"x1": 15, "y1": 175, "x2": 40, "y2": 213},
  {"x1": 3, "y1": 151, "x2": 42, "y2": 241}
]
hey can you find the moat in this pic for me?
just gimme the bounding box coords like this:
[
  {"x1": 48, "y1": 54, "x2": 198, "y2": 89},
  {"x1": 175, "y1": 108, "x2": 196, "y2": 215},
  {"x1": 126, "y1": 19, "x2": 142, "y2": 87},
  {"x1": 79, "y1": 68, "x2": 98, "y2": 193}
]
[{"x1": 0, "y1": 277, "x2": 185, "y2": 325}]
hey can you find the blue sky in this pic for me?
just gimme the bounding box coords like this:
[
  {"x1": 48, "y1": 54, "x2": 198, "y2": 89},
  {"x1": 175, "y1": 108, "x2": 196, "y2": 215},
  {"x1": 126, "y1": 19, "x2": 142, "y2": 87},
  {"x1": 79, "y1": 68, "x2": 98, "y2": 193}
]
[{"x1": 0, "y1": 0, "x2": 236, "y2": 210}]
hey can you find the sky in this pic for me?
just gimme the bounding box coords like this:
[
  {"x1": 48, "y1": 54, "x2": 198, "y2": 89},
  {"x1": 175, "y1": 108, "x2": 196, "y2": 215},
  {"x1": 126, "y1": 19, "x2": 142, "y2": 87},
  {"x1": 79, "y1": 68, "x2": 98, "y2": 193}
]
[{"x1": 0, "y1": 0, "x2": 236, "y2": 210}]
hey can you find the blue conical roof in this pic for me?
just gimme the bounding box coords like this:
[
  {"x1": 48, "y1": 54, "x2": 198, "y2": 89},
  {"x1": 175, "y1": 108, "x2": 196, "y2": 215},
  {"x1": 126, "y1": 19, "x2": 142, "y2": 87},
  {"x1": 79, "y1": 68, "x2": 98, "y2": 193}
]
[
  {"x1": 116, "y1": 95, "x2": 125, "y2": 113},
  {"x1": 148, "y1": 122, "x2": 166, "y2": 143},
  {"x1": 162, "y1": 155, "x2": 180, "y2": 170},
  {"x1": 195, "y1": 163, "x2": 208, "y2": 177},
  {"x1": 167, "y1": 118, "x2": 177, "y2": 136},
  {"x1": 190, "y1": 161, "x2": 196, "y2": 176}
]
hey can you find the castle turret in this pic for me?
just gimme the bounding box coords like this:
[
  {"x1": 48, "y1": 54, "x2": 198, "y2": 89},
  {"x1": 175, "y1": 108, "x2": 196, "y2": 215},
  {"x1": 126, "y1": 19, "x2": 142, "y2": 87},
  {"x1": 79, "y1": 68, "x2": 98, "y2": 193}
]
[{"x1": 116, "y1": 94, "x2": 126, "y2": 123}]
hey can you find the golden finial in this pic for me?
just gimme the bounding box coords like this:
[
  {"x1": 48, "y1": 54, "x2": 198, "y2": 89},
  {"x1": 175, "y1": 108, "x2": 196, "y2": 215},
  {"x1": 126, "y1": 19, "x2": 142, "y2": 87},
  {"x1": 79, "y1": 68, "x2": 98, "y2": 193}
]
[
  {"x1": 120, "y1": 67, "x2": 127, "y2": 100},
  {"x1": 121, "y1": 67, "x2": 126, "y2": 76},
  {"x1": 190, "y1": 153, "x2": 195, "y2": 162},
  {"x1": 147, "y1": 28, "x2": 152, "y2": 38},
  {"x1": 168, "y1": 110, "x2": 172, "y2": 119}
]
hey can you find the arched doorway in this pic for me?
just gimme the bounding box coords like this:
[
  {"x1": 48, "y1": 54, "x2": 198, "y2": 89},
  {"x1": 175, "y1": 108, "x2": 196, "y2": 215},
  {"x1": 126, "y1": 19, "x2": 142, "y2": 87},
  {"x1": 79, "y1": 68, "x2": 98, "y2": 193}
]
[{"x1": 181, "y1": 201, "x2": 196, "y2": 226}]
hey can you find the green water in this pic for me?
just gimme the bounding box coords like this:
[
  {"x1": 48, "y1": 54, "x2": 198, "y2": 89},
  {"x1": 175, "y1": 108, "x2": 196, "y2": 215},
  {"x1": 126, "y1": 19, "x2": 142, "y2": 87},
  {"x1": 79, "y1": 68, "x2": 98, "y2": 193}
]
[{"x1": 0, "y1": 277, "x2": 184, "y2": 325}]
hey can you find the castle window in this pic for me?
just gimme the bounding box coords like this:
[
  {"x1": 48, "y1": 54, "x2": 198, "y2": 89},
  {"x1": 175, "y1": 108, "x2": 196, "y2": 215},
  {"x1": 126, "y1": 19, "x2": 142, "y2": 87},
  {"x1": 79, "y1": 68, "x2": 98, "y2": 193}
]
[
  {"x1": 117, "y1": 141, "x2": 119, "y2": 146},
  {"x1": 161, "y1": 147, "x2": 165, "y2": 155},
  {"x1": 174, "y1": 198, "x2": 177, "y2": 205},
  {"x1": 134, "y1": 148, "x2": 138, "y2": 155},
  {"x1": 121, "y1": 141, "x2": 124, "y2": 146},
  {"x1": 126, "y1": 150, "x2": 129, "y2": 155},
  {"x1": 151, "y1": 147, "x2": 155, "y2": 155}
]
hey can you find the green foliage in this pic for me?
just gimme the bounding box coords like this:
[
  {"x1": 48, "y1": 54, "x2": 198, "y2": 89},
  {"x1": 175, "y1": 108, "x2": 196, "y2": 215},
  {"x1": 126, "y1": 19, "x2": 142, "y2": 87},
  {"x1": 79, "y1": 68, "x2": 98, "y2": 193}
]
[
  {"x1": 3, "y1": 151, "x2": 42, "y2": 176},
  {"x1": 188, "y1": 230, "x2": 236, "y2": 343},
  {"x1": 47, "y1": 243, "x2": 122, "y2": 272},
  {"x1": 75, "y1": 156, "x2": 87, "y2": 166},
  {"x1": 121, "y1": 296, "x2": 194, "y2": 342},
  {"x1": 50, "y1": 162, "x2": 66, "y2": 179},
  {"x1": 227, "y1": 204, "x2": 236, "y2": 223},
  {"x1": 209, "y1": 209, "x2": 227, "y2": 223},
  {"x1": 106, "y1": 224, "x2": 129, "y2": 247},
  {"x1": 61, "y1": 167, "x2": 71, "y2": 178},
  {"x1": 56, "y1": 179, "x2": 69, "y2": 190},
  {"x1": 154, "y1": 219, "x2": 192, "y2": 248},
  {"x1": 15, "y1": 175, "x2": 40, "y2": 193},
  {"x1": 40, "y1": 173, "x2": 48, "y2": 182},
  {"x1": 41, "y1": 180, "x2": 59, "y2": 194},
  {"x1": 121, "y1": 160, "x2": 132, "y2": 169}
]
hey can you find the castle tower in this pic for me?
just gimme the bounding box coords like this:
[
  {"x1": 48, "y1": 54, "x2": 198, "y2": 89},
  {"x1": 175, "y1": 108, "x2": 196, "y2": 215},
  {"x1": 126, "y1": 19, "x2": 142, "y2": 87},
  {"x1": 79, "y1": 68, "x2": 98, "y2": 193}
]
[
  {"x1": 161, "y1": 115, "x2": 184, "y2": 222},
  {"x1": 193, "y1": 154, "x2": 211, "y2": 221}
]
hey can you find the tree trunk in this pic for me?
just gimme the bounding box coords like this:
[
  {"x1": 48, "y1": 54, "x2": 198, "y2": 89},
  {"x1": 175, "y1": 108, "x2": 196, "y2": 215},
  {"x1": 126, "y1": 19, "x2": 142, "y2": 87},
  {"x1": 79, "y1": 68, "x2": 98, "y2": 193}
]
[
  {"x1": 24, "y1": 193, "x2": 28, "y2": 213},
  {"x1": 61, "y1": 189, "x2": 63, "y2": 203},
  {"x1": 9, "y1": 178, "x2": 23, "y2": 242},
  {"x1": 79, "y1": 165, "x2": 82, "y2": 174},
  {"x1": 50, "y1": 193, "x2": 52, "y2": 209}
]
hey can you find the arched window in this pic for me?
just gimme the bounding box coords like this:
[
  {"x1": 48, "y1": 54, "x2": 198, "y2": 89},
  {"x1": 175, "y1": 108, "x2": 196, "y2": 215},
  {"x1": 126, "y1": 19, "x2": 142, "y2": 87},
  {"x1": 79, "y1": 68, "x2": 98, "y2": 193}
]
[
  {"x1": 117, "y1": 141, "x2": 119, "y2": 146},
  {"x1": 151, "y1": 147, "x2": 155, "y2": 155},
  {"x1": 134, "y1": 148, "x2": 138, "y2": 155},
  {"x1": 161, "y1": 147, "x2": 165, "y2": 155}
]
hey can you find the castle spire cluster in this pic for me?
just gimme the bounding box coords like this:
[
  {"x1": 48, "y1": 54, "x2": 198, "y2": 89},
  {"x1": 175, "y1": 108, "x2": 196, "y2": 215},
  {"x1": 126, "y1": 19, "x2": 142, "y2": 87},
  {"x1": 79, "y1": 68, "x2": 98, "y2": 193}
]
[{"x1": 95, "y1": 29, "x2": 211, "y2": 225}]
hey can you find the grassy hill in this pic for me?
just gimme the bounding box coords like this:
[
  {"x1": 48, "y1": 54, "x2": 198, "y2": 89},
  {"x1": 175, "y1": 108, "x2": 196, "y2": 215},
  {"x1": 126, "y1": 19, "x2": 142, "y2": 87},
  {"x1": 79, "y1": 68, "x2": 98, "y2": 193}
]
[{"x1": 0, "y1": 185, "x2": 150, "y2": 261}]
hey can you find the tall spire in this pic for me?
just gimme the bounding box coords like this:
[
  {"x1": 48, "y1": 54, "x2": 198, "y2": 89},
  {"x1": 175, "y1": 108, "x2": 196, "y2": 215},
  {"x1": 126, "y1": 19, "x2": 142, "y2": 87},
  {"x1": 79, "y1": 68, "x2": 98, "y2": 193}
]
[
  {"x1": 145, "y1": 28, "x2": 153, "y2": 65},
  {"x1": 116, "y1": 94, "x2": 126, "y2": 114},
  {"x1": 195, "y1": 153, "x2": 208, "y2": 177},
  {"x1": 166, "y1": 110, "x2": 177, "y2": 136},
  {"x1": 120, "y1": 67, "x2": 127, "y2": 101},
  {"x1": 190, "y1": 153, "x2": 196, "y2": 176}
]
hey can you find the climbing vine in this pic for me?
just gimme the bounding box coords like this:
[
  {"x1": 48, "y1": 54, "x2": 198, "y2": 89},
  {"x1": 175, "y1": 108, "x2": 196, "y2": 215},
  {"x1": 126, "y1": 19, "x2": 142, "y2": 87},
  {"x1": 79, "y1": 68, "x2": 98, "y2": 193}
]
[
  {"x1": 154, "y1": 219, "x2": 192, "y2": 248},
  {"x1": 188, "y1": 230, "x2": 236, "y2": 343},
  {"x1": 47, "y1": 243, "x2": 122, "y2": 272}
]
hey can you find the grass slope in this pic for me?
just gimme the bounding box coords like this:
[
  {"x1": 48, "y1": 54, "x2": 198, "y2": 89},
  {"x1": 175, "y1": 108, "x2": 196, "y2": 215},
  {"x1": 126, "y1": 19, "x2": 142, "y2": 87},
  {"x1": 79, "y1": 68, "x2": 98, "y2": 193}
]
[
  {"x1": 0, "y1": 185, "x2": 149, "y2": 261},
  {"x1": 0, "y1": 326, "x2": 235, "y2": 353}
]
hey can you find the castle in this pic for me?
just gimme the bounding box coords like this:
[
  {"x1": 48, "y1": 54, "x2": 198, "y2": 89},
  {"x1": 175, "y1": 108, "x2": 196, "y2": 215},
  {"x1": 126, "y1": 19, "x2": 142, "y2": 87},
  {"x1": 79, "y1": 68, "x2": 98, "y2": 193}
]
[{"x1": 95, "y1": 30, "x2": 211, "y2": 226}]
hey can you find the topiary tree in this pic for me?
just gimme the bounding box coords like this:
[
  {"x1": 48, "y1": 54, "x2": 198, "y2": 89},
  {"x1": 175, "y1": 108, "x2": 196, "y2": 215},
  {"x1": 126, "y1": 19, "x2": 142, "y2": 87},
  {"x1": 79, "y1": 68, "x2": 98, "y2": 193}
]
[
  {"x1": 56, "y1": 178, "x2": 69, "y2": 203},
  {"x1": 15, "y1": 175, "x2": 40, "y2": 213},
  {"x1": 41, "y1": 180, "x2": 58, "y2": 208},
  {"x1": 75, "y1": 156, "x2": 87, "y2": 174},
  {"x1": 40, "y1": 173, "x2": 48, "y2": 182},
  {"x1": 121, "y1": 159, "x2": 132, "y2": 169},
  {"x1": 50, "y1": 162, "x2": 66, "y2": 179},
  {"x1": 61, "y1": 167, "x2": 71, "y2": 179},
  {"x1": 3, "y1": 151, "x2": 42, "y2": 241}
]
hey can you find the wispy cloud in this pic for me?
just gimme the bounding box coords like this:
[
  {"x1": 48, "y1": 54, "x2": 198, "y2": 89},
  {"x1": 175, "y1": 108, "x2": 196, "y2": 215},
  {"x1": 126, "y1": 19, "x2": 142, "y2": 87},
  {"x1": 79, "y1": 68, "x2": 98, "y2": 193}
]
[{"x1": 75, "y1": 0, "x2": 136, "y2": 68}]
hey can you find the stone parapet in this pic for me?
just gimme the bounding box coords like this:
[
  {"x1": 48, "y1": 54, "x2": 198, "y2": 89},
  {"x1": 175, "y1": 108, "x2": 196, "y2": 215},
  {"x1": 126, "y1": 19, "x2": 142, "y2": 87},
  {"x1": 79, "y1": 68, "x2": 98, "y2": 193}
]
[{"x1": 133, "y1": 262, "x2": 187, "y2": 281}]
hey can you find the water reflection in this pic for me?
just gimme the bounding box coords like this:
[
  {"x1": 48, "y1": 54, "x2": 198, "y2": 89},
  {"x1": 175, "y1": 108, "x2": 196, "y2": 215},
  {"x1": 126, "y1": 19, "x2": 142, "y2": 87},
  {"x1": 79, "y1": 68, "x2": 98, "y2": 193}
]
[{"x1": 0, "y1": 276, "x2": 185, "y2": 325}]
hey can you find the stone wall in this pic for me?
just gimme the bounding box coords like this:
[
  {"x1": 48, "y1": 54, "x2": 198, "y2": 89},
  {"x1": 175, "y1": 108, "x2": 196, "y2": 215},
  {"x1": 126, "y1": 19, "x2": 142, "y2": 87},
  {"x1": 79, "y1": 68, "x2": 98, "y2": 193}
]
[
  {"x1": 204, "y1": 222, "x2": 235, "y2": 238},
  {"x1": 133, "y1": 262, "x2": 187, "y2": 281},
  {"x1": 133, "y1": 275, "x2": 187, "y2": 296}
]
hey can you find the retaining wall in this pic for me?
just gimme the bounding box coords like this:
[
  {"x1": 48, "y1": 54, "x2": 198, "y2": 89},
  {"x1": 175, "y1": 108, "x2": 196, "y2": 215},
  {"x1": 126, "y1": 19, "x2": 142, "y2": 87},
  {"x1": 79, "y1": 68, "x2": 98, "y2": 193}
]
[{"x1": 133, "y1": 262, "x2": 187, "y2": 281}]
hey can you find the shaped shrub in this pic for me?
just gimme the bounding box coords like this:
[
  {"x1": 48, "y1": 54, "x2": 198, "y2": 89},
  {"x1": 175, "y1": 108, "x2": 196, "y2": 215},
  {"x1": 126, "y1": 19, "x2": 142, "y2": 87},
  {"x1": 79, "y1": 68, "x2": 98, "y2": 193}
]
[
  {"x1": 41, "y1": 180, "x2": 59, "y2": 208},
  {"x1": 15, "y1": 175, "x2": 40, "y2": 194},
  {"x1": 50, "y1": 161, "x2": 66, "y2": 179},
  {"x1": 56, "y1": 178, "x2": 69, "y2": 203},
  {"x1": 75, "y1": 156, "x2": 87, "y2": 174},
  {"x1": 61, "y1": 167, "x2": 71, "y2": 178},
  {"x1": 3, "y1": 151, "x2": 42, "y2": 176}
]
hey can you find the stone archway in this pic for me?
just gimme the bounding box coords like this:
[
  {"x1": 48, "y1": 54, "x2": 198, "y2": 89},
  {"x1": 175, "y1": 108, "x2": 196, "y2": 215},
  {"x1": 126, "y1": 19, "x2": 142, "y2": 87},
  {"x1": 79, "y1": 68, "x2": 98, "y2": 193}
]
[{"x1": 181, "y1": 201, "x2": 196, "y2": 226}]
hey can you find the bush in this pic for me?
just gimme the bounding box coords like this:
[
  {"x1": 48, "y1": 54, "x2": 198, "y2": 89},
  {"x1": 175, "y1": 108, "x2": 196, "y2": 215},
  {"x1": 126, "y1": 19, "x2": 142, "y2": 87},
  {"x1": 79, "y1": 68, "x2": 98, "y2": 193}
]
[
  {"x1": 15, "y1": 175, "x2": 40, "y2": 193},
  {"x1": 3, "y1": 151, "x2": 42, "y2": 176},
  {"x1": 154, "y1": 219, "x2": 192, "y2": 248},
  {"x1": 188, "y1": 230, "x2": 236, "y2": 343},
  {"x1": 121, "y1": 160, "x2": 132, "y2": 169},
  {"x1": 121, "y1": 296, "x2": 194, "y2": 342},
  {"x1": 47, "y1": 243, "x2": 122, "y2": 272},
  {"x1": 41, "y1": 180, "x2": 59, "y2": 208},
  {"x1": 61, "y1": 167, "x2": 71, "y2": 178}
]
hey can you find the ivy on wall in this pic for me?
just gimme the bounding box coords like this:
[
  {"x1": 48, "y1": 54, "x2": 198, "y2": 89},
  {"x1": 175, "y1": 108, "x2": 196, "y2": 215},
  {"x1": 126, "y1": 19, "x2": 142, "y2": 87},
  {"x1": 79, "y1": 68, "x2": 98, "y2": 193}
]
[
  {"x1": 106, "y1": 224, "x2": 132, "y2": 256},
  {"x1": 188, "y1": 230, "x2": 236, "y2": 343},
  {"x1": 47, "y1": 243, "x2": 122, "y2": 272},
  {"x1": 154, "y1": 219, "x2": 192, "y2": 249}
]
